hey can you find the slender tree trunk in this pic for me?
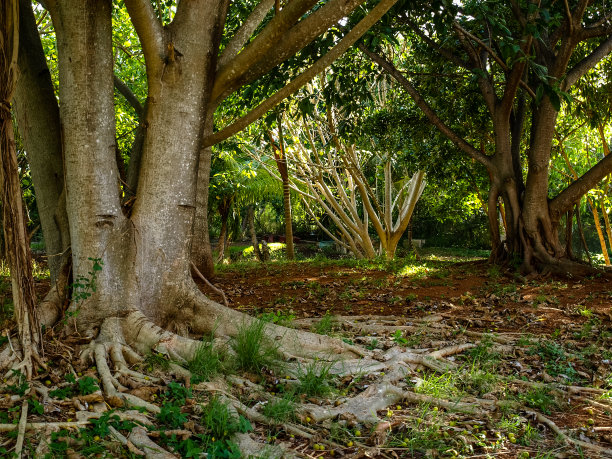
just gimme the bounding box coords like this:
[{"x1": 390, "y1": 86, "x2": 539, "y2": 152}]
[
  {"x1": 565, "y1": 208, "x2": 574, "y2": 260},
  {"x1": 247, "y1": 205, "x2": 263, "y2": 262},
  {"x1": 191, "y1": 144, "x2": 215, "y2": 278},
  {"x1": 13, "y1": 0, "x2": 69, "y2": 282},
  {"x1": 601, "y1": 194, "x2": 612, "y2": 256},
  {"x1": 216, "y1": 198, "x2": 231, "y2": 263},
  {"x1": 1, "y1": 0, "x2": 42, "y2": 378},
  {"x1": 268, "y1": 120, "x2": 295, "y2": 260},
  {"x1": 559, "y1": 143, "x2": 610, "y2": 265},
  {"x1": 576, "y1": 202, "x2": 592, "y2": 264}
]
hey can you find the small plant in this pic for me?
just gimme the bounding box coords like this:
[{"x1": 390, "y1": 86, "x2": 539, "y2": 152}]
[
  {"x1": 231, "y1": 319, "x2": 280, "y2": 373},
  {"x1": 461, "y1": 366, "x2": 498, "y2": 396},
  {"x1": 200, "y1": 397, "x2": 252, "y2": 455},
  {"x1": 158, "y1": 403, "x2": 188, "y2": 428},
  {"x1": 260, "y1": 309, "x2": 296, "y2": 327},
  {"x1": 313, "y1": 313, "x2": 336, "y2": 335},
  {"x1": 467, "y1": 334, "x2": 500, "y2": 369},
  {"x1": 521, "y1": 386, "x2": 558, "y2": 414},
  {"x1": 262, "y1": 392, "x2": 296, "y2": 423},
  {"x1": 63, "y1": 257, "x2": 103, "y2": 324},
  {"x1": 529, "y1": 340, "x2": 579, "y2": 382},
  {"x1": 391, "y1": 329, "x2": 409, "y2": 346},
  {"x1": 6, "y1": 371, "x2": 29, "y2": 396},
  {"x1": 143, "y1": 351, "x2": 171, "y2": 372},
  {"x1": 487, "y1": 265, "x2": 501, "y2": 279},
  {"x1": 187, "y1": 338, "x2": 228, "y2": 383},
  {"x1": 164, "y1": 381, "x2": 191, "y2": 404},
  {"x1": 366, "y1": 338, "x2": 379, "y2": 350},
  {"x1": 412, "y1": 372, "x2": 460, "y2": 399},
  {"x1": 296, "y1": 359, "x2": 335, "y2": 397},
  {"x1": 77, "y1": 376, "x2": 99, "y2": 395}
]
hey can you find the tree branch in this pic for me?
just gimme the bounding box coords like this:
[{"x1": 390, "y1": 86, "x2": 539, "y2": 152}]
[
  {"x1": 203, "y1": 0, "x2": 399, "y2": 147},
  {"x1": 113, "y1": 75, "x2": 143, "y2": 117},
  {"x1": 563, "y1": 34, "x2": 612, "y2": 89},
  {"x1": 500, "y1": 37, "x2": 534, "y2": 117},
  {"x1": 453, "y1": 22, "x2": 497, "y2": 114},
  {"x1": 124, "y1": 0, "x2": 164, "y2": 75},
  {"x1": 550, "y1": 153, "x2": 612, "y2": 220},
  {"x1": 212, "y1": 0, "x2": 319, "y2": 101},
  {"x1": 358, "y1": 43, "x2": 493, "y2": 170},
  {"x1": 220, "y1": 0, "x2": 367, "y2": 102},
  {"x1": 398, "y1": 17, "x2": 470, "y2": 70},
  {"x1": 217, "y1": 0, "x2": 275, "y2": 70}
]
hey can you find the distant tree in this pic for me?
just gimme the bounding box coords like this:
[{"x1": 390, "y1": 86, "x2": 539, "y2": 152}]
[
  {"x1": 258, "y1": 97, "x2": 425, "y2": 259},
  {"x1": 361, "y1": 0, "x2": 612, "y2": 274}
]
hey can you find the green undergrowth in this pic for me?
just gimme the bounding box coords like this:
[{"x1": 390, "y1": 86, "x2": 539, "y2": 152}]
[{"x1": 231, "y1": 318, "x2": 282, "y2": 373}]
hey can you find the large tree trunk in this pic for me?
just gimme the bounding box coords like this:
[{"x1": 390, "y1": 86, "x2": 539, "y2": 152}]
[
  {"x1": 13, "y1": 0, "x2": 69, "y2": 283},
  {"x1": 1, "y1": 0, "x2": 395, "y2": 398}
]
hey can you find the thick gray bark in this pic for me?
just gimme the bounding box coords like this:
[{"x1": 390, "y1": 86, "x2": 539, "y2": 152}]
[
  {"x1": 24, "y1": 0, "x2": 390, "y2": 342},
  {"x1": 13, "y1": 0, "x2": 69, "y2": 282},
  {"x1": 53, "y1": 0, "x2": 132, "y2": 332}
]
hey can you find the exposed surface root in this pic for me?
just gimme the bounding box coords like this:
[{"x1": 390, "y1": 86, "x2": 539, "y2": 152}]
[
  {"x1": 128, "y1": 427, "x2": 176, "y2": 458},
  {"x1": 532, "y1": 411, "x2": 612, "y2": 456},
  {"x1": 184, "y1": 283, "x2": 365, "y2": 359}
]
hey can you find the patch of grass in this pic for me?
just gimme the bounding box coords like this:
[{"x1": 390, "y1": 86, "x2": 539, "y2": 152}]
[
  {"x1": 143, "y1": 352, "x2": 171, "y2": 372},
  {"x1": 296, "y1": 359, "x2": 335, "y2": 397},
  {"x1": 187, "y1": 338, "x2": 229, "y2": 383},
  {"x1": 466, "y1": 334, "x2": 500, "y2": 369},
  {"x1": 231, "y1": 319, "x2": 281, "y2": 373},
  {"x1": 312, "y1": 313, "x2": 336, "y2": 335},
  {"x1": 412, "y1": 372, "x2": 460, "y2": 399},
  {"x1": 520, "y1": 386, "x2": 558, "y2": 414},
  {"x1": 202, "y1": 396, "x2": 252, "y2": 440},
  {"x1": 386, "y1": 405, "x2": 449, "y2": 453},
  {"x1": 461, "y1": 366, "x2": 498, "y2": 396},
  {"x1": 261, "y1": 392, "x2": 296, "y2": 423}
]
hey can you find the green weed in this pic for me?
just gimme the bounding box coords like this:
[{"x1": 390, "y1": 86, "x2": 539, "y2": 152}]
[
  {"x1": 312, "y1": 313, "x2": 336, "y2": 335},
  {"x1": 187, "y1": 338, "x2": 228, "y2": 383},
  {"x1": 413, "y1": 372, "x2": 460, "y2": 399},
  {"x1": 231, "y1": 319, "x2": 280, "y2": 373},
  {"x1": 461, "y1": 366, "x2": 498, "y2": 396},
  {"x1": 520, "y1": 386, "x2": 558, "y2": 414},
  {"x1": 296, "y1": 359, "x2": 335, "y2": 397},
  {"x1": 261, "y1": 392, "x2": 296, "y2": 423},
  {"x1": 467, "y1": 334, "x2": 500, "y2": 369}
]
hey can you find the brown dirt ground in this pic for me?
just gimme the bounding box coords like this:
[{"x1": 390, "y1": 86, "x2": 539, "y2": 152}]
[
  {"x1": 203, "y1": 256, "x2": 612, "y2": 455},
  {"x1": 208, "y1": 258, "x2": 612, "y2": 338}
]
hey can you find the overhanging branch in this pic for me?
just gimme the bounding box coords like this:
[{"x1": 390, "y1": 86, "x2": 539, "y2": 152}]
[
  {"x1": 563, "y1": 34, "x2": 612, "y2": 89},
  {"x1": 358, "y1": 43, "x2": 493, "y2": 170},
  {"x1": 550, "y1": 153, "x2": 612, "y2": 220},
  {"x1": 217, "y1": 0, "x2": 275, "y2": 70},
  {"x1": 203, "y1": 0, "x2": 400, "y2": 147}
]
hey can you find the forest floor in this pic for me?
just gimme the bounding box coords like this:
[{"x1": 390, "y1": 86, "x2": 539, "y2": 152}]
[{"x1": 1, "y1": 248, "x2": 612, "y2": 458}]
